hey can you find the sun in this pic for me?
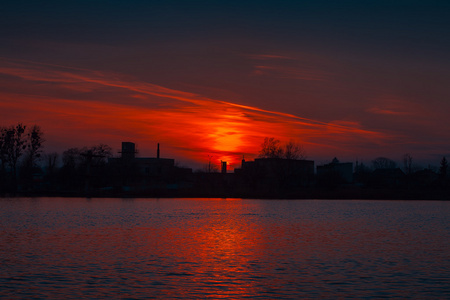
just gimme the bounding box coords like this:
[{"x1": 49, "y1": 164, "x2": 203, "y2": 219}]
[
  {"x1": 208, "y1": 125, "x2": 241, "y2": 150},
  {"x1": 207, "y1": 125, "x2": 244, "y2": 167}
]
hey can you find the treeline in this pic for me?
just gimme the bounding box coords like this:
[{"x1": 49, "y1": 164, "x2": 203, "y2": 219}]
[
  {"x1": 0, "y1": 123, "x2": 117, "y2": 194},
  {"x1": 1, "y1": 123, "x2": 449, "y2": 198}
]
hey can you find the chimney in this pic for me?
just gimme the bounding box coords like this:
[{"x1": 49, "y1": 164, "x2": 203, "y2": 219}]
[{"x1": 157, "y1": 143, "x2": 160, "y2": 159}]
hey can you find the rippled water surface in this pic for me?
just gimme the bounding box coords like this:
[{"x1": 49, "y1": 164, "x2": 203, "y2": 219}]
[{"x1": 1, "y1": 198, "x2": 449, "y2": 298}]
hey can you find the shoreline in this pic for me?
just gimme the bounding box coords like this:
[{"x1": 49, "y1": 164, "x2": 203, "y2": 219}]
[{"x1": 2, "y1": 187, "x2": 450, "y2": 200}]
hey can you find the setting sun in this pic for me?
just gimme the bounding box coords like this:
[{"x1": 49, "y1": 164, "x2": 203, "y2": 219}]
[{"x1": 0, "y1": 58, "x2": 399, "y2": 170}]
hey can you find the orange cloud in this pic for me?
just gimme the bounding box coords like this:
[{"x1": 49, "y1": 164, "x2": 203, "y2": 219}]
[
  {"x1": 367, "y1": 108, "x2": 413, "y2": 116},
  {"x1": 247, "y1": 52, "x2": 332, "y2": 81},
  {"x1": 0, "y1": 58, "x2": 392, "y2": 169},
  {"x1": 248, "y1": 54, "x2": 294, "y2": 60},
  {"x1": 253, "y1": 65, "x2": 325, "y2": 81},
  {"x1": 366, "y1": 96, "x2": 424, "y2": 117}
]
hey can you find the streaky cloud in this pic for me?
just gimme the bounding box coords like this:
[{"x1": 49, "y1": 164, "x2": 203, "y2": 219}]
[{"x1": 0, "y1": 58, "x2": 393, "y2": 167}]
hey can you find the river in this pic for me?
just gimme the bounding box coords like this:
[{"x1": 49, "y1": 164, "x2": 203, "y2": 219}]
[{"x1": 1, "y1": 198, "x2": 449, "y2": 298}]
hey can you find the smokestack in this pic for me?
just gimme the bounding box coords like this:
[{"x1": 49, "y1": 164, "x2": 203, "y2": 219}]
[{"x1": 157, "y1": 143, "x2": 160, "y2": 159}]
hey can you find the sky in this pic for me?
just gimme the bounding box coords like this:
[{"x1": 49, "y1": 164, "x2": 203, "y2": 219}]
[{"x1": 1, "y1": 1, "x2": 449, "y2": 170}]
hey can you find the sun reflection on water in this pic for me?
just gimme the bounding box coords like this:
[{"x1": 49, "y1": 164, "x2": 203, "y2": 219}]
[{"x1": 1, "y1": 198, "x2": 449, "y2": 298}]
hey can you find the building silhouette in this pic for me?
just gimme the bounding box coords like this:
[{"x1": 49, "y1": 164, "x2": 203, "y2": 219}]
[
  {"x1": 234, "y1": 157, "x2": 315, "y2": 190},
  {"x1": 317, "y1": 157, "x2": 353, "y2": 184},
  {"x1": 109, "y1": 142, "x2": 192, "y2": 190}
]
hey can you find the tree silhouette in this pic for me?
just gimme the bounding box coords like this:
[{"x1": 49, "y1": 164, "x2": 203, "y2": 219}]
[
  {"x1": 284, "y1": 140, "x2": 306, "y2": 160},
  {"x1": 258, "y1": 137, "x2": 306, "y2": 160},
  {"x1": 402, "y1": 153, "x2": 413, "y2": 174},
  {"x1": 44, "y1": 152, "x2": 58, "y2": 173},
  {"x1": 61, "y1": 145, "x2": 112, "y2": 170},
  {"x1": 19, "y1": 125, "x2": 45, "y2": 191},
  {"x1": 372, "y1": 157, "x2": 396, "y2": 169},
  {"x1": 439, "y1": 157, "x2": 448, "y2": 178},
  {"x1": 25, "y1": 125, "x2": 44, "y2": 168},
  {"x1": 59, "y1": 144, "x2": 113, "y2": 192},
  {"x1": 0, "y1": 123, "x2": 27, "y2": 190},
  {"x1": 258, "y1": 137, "x2": 283, "y2": 158}
]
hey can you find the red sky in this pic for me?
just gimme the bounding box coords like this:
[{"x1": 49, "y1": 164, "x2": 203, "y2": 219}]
[
  {"x1": 0, "y1": 58, "x2": 394, "y2": 169},
  {"x1": 1, "y1": 2, "x2": 450, "y2": 170}
]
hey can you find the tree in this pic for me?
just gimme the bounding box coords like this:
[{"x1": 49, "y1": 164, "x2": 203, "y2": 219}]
[
  {"x1": 62, "y1": 147, "x2": 82, "y2": 169},
  {"x1": 0, "y1": 128, "x2": 6, "y2": 173},
  {"x1": 62, "y1": 144, "x2": 112, "y2": 170},
  {"x1": 0, "y1": 123, "x2": 27, "y2": 187},
  {"x1": 25, "y1": 125, "x2": 44, "y2": 168},
  {"x1": 204, "y1": 155, "x2": 219, "y2": 173},
  {"x1": 284, "y1": 140, "x2": 306, "y2": 160},
  {"x1": 43, "y1": 152, "x2": 59, "y2": 189},
  {"x1": 81, "y1": 144, "x2": 112, "y2": 166},
  {"x1": 258, "y1": 137, "x2": 306, "y2": 160},
  {"x1": 402, "y1": 153, "x2": 413, "y2": 175},
  {"x1": 372, "y1": 157, "x2": 396, "y2": 169},
  {"x1": 258, "y1": 137, "x2": 283, "y2": 158},
  {"x1": 44, "y1": 152, "x2": 59, "y2": 174},
  {"x1": 61, "y1": 144, "x2": 113, "y2": 192},
  {"x1": 439, "y1": 157, "x2": 448, "y2": 179}
]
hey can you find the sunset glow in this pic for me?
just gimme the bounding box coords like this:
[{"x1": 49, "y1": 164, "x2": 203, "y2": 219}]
[
  {"x1": 0, "y1": 59, "x2": 399, "y2": 168},
  {"x1": 1, "y1": 1, "x2": 450, "y2": 169}
]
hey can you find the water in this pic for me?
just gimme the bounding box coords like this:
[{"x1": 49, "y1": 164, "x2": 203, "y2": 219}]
[{"x1": 0, "y1": 198, "x2": 449, "y2": 299}]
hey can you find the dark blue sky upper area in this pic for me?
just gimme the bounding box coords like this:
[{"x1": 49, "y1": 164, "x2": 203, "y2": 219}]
[{"x1": 2, "y1": 1, "x2": 449, "y2": 55}]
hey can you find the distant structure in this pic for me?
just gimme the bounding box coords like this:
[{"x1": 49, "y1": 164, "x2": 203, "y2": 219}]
[
  {"x1": 370, "y1": 168, "x2": 405, "y2": 188},
  {"x1": 120, "y1": 142, "x2": 137, "y2": 160},
  {"x1": 109, "y1": 142, "x2": 192, "y2": 188},
  {"x1": 221, "y1": 161, "x2": 227, "y2": 174},
  {"x1": 234, "y1": 157, "x2": 315, "y2": 188},
  {"x1": 316, "y1": 157, "x2": 353, "y2": 183},
  {"x1": 113, "y1": 142, "x2": 175, "y2": 176}
]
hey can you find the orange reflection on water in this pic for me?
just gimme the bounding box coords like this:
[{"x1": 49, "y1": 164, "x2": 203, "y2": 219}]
[
  {"x1": 131, "y1": 199, "x2": 266, "y2": 298},
  {"x1": 3, "y1": 198, "x2": 449, "y2": 298}
]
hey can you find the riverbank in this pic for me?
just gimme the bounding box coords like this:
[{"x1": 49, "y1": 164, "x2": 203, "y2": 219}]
[{"x1": 3, "y1": 186, "x2": 450, "y2": 200}]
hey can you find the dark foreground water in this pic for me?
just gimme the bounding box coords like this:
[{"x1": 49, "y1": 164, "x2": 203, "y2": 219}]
[{"x1": 0, "y1": 198, "x2": 449, "y2": 299}]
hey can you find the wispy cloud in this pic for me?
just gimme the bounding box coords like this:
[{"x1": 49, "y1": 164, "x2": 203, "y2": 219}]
[
  {"x1": 252, "y1": 65, "x2": 325, "y2": 81},
  {"x1": 247, "y1": 54, "x2": 294, "y2": 60},
  {"x1": 367, "y1": 108, "x2": 413, "y2": 116},
  {"x1": 366, "y1": 96, "x2": 422, "y2": 117},
  {"x1": 247, "y1": 53, "x2": 330, "y2": 81},
  {"x1": 0, "y1": 58, "x2": 391, "y2": 167}
]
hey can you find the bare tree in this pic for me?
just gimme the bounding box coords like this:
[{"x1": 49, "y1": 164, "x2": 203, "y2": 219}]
[
  {"x1": 82, "y1": 144, "x2": 112, "y2": 166},
  {"x1": 402, "y1": 153, "x2": 413, "y2": 174},
  {"x1": 258, "y1": 137, "x2": 283, "y2": 158},
  {"x1": 63, "y1": 144, "x2": 112, "y2": 169},
  {"x1": 0, "y1": 128, "x2": 6, "y2": 173},
  {"x1": 372, "y1": 157, "x2": 396, "y2": 169},
  {"x1": 439, "y1": 157, "x2": 448, "y2": 179},
  {"x1": 258, "y1": 137, "x2": 306, "y2": 160},
  {"x1": 284, "y1": 140, "x2": 306, "y2": 160},
  {"x1": 24, "y1": 125, "x2": 45, "y2": 168},
  {"x1": 62, "y1": 147, "x2": 82, "y2": 169},
  {"x1": 44, "y1": 152, "x2": 58, "y2": 173},
  {"x1": 0, "y1": 123, "x2": 27, "y2": 184}
]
